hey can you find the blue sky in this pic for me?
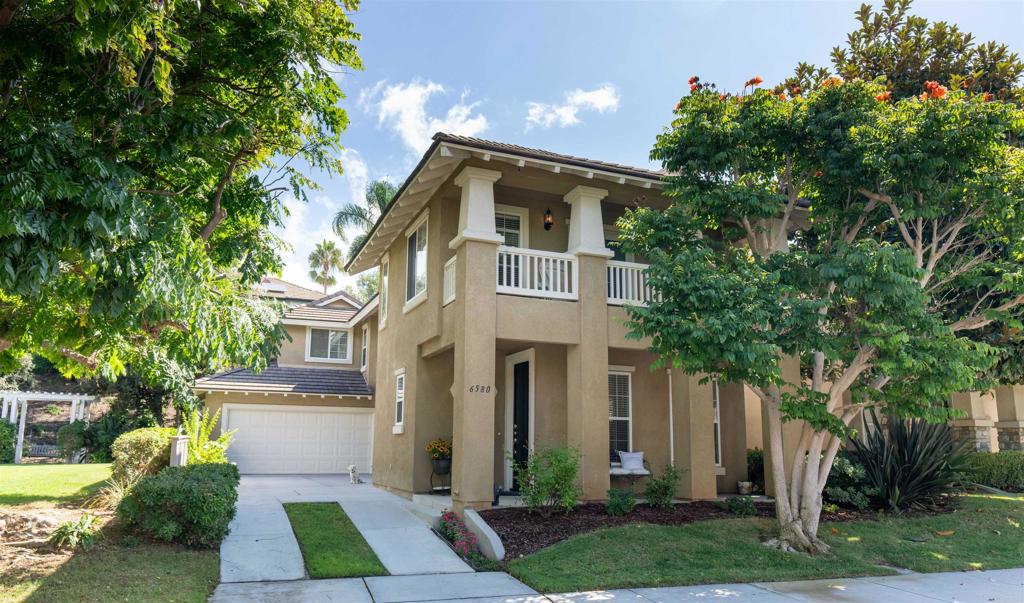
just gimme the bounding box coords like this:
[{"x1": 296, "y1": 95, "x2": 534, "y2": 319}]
[{"x1": 276, "y1": 0, "x2": 1024, "y2": 291}]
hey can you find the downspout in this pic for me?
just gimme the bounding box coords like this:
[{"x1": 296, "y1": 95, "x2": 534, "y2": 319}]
[{"x1": 667, "y1": 369, "x2": 675, "y2": 465}]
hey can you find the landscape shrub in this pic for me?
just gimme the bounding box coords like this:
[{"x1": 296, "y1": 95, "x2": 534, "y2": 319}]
[
  {"x1": 746, "y1": 448, "x2": 765, "y2": 491},
  {"x1": 56, "y1": 422, "x2": 88, "y2": 460},
  {"x1": 50, "y1": 514, "x2": 101, "y2": 551},
  {"x1": 90, "y1": 472, "x2": 145, "y2": 511},
  {"x1": 438, "y1": 510, "x2": 480, "y2": 558},
  {"x1": 513, "y1": 446, "x2": 581, "y2": 517},
  {"x1": 605, "y1": 488, "x2": 636, "y2": 516},
  {"x1": 117, "y1": 463, "x2": 240, "y2": 548},
  {"x1": 725, "y1": 495, "x2": 756, "y2": 516},
  {"x1": 644, "y1": 464, "x2": 682, "y2": 508},
  {"x1": 963, "y1": 451, "x2": 1024, "y2": 492},
  {"x1": 183, "y1": 408, "x2": 235, "y2": 464},
  {"x1": 0, "y1": 420, "x2": 15, "y2": 463},
  {"x1": 110, "y1": 427, "x2": 177, "y2": 482},
  {"x1": 823, "y1": 454, "x2": 878, "y2": 511},
  {"x1": 87, "y1": 407, "x2": 157, "y2": 462},
  {"x1": 850, "y1": 410, "x2": 968, "y2": 511}
]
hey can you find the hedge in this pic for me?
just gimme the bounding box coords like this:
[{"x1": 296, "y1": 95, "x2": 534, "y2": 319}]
[
  {"x1": 110, "y1": 427, "x2": 177, "y2": 482},
  {"x1": 117, "y1": 463, "x2": 240, "y2": 548},
  {"x1": 0, "y1": 420, "x2": 15, "y2": 463},
  {"x1": 963, "y1": 451, "x2": 1024, "y2": 492}
]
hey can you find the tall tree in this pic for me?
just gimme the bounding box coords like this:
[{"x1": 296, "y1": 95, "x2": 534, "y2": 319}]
[
  {"x1": 622, "y1": 80, "x2": 1023, "y2": 554},
  {"x1": 308, "y1": 240, "x2": 345, "y2": 294},
  {"x1": 334, "y1": 179, "x2": 398, "y2": 260},
  {"x1": 0, "y1": 1, "x2": 363, "y2": 401}
]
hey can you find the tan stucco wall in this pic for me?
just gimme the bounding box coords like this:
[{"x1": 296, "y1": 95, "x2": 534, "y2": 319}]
[
  {"x1": 716, "y1": 383, "x2": 763, "y2": 494},
  {"x1": 277, "y1": 323, "x2": 363, "y2": 370}
]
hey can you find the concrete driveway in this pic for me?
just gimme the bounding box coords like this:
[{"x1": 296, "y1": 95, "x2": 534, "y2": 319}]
[{"x1": 220, "y1": 474, "x2": 472, "y2": 583}]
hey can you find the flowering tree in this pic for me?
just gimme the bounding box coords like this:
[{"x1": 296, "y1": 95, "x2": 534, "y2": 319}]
[{"x1": 619, "y1": 77, "x2": 1024, "y2": 552}]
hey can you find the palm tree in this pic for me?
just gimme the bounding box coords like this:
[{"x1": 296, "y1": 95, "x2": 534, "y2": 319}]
[
  {"x1": 334, "y1": 179, "x2": 399, "y2": 260},
  {"x1": 308, "y1": 239, "x2": 345, "y2": 294}
]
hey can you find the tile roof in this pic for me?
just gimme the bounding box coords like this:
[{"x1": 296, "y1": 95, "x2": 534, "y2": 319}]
[
  {"x1": 258, "y1": 277, "x2": 323, "y2": 302},
  {"x1": 284, "y1": 305, "x2": 357, "y2": 323},
  {"x1": 195, "y1": 363, "x2": 372, "y2": 397},
  {"x1": 434, "y1": 132, "x2": 666, "y2": 181}
]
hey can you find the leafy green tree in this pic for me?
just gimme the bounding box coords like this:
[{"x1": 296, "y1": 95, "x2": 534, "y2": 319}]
[
  {"x1": 0, "y1": 1, "x2": 362, "y2": 400},
  {"x1": 622, "y1": 78, "x2": 1023, "y2": 553},
  {"x1": 308, "y1": 240, "x2": 345, "y2": 294},
  {"x1": 334, "y1": 179, "x2": 398, "y2": 260},
  {"x1": 355, "y1": 271, "x2": 379, "y2": 302}
]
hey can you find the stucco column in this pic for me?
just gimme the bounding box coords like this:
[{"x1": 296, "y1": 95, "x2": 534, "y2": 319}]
[
  {"x1": 671, "y1": 374, "x2": 718, "y2": 499},
  {"x1": 564, "y1": 185, "x2": 612, "y2": 500},
  {"x1": 449, "y1": 166, "x2": 502, "y2": 512},
  {"x1": 995, "y1": 385, "x2": 1024, "y2": 451},
  {"x1": 951, "y1": 391, "x2": 998, "y2": 452}
]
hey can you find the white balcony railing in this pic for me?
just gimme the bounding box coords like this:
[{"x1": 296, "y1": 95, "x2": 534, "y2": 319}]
[
  {"x1": 607, "y1": 260, "x2": 654, "y2": 306},
  {"x1": 496, "y1": 246, "x2": 578, "y2": 300},
  {"x1": 443, "y1": 256, "x2": 457, "y2": 306}
]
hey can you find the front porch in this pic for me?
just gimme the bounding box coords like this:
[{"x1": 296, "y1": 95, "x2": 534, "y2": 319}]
[{"x1": 379, "y1": 340, "x2": 760, "y2": 510}]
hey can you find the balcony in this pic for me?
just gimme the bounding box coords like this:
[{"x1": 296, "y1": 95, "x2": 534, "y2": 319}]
[{"x1": 493, "y1": 246, "x2": 653, "y2": 306}]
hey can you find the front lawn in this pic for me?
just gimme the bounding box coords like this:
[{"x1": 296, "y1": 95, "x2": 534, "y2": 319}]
[
  {"x1": 284, "y1": 502, "x2": 388, "y2": 578},
  {"x1": 507, "y1": 494, "x2": 1024, "y2": 593},
  {"x1": 0, "y1": 463, "x2": 110, "y2": 506},
  {"x1": 1, "y1": 542, "x2": 219, "y2": 603}
]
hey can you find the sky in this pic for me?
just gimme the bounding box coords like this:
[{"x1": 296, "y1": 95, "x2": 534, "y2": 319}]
[{"x1": 275, "y1": 0, "x2": 1024, "y2": 292}]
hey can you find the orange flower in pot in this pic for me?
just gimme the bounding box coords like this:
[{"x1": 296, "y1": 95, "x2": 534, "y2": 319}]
[{"x1": 426, "y1": 438, "x2": 452, "y2": 475}]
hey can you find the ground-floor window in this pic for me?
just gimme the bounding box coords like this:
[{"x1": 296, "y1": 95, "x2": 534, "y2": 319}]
[
  {"x1": 394, "y1": 371, "x2": 406, "y2": 426},
  {"x1": 608, "y1": 371, "x2": 632, "y2": 462},
  {"x1": 712, "y1": 379, "x2": 722, "y2": 466}
]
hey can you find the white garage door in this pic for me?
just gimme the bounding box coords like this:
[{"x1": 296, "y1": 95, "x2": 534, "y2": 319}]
[{"x1": 222, "y1": 404, "x2": 373, "y2": 474}]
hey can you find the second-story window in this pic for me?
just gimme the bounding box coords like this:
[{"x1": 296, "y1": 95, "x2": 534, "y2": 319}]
[
  {"x1": 495, "y1": 204, "x2": 527, "y2": 248},
  {"x1": 379, "y1": 256, "x2": 389, "y2": 327},
  {"x1": 360, "y1": 324, "x2": 368, "y2": 371},
  {"x1": 307, "y1": 328, "x2": 350, "y2": 362},
  {"x1": 405, "y1": 213, "x2": 428, "y2": 304}
]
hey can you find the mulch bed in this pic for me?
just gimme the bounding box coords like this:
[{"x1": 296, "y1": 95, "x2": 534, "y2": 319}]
[{"x1": 480, "y1": 500, "x2": 897, "y2": 559}]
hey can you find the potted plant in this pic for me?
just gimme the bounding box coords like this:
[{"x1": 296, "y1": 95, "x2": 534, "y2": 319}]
[{"x1": 426, "y1": 438, "x2": 452, "y2": 475}]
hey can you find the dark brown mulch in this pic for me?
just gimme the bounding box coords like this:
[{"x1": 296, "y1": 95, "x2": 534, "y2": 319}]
[
  {"x1": 479, "y1": 501, "x2": 770, "y2": 559},
  {"x1": 479, "y1": 500, "x2": 916, "y2": 559}
]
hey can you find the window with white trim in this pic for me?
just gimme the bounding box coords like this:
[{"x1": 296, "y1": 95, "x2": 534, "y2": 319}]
[
  {"x1": 360, "y1": 324, "x2": 368, "y2": 371},
  {"x1": 608, "y1": 371, "x2": 632, "y2": 463},
  {"x1": 307, "y1": 328, "x2": 350, "y2": 362},
  {"x1": 712, "y1": 379, "x2": 722, "y2": 466},
  {"x1": 394, "y1": 371, "x2": 406, "y2": 426},
  {"x1": 406, "y1": 215, "x2": 428, "y2": 303},
  {"x1": 379, "y1": 257, "x2": 389, "y2": 327},
  {"x1": 494, "y1": 205, "x2": 527, "y2": 248}
]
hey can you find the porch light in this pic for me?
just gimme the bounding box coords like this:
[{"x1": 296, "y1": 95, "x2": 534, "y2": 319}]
[{"x1": 543, "y1": 208, "x2": 554, "y2": 231}]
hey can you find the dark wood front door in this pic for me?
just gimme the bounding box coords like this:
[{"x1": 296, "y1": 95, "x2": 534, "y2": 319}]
[{"x1": 511, "y1": 360, "x2": 530, "y2": 491}]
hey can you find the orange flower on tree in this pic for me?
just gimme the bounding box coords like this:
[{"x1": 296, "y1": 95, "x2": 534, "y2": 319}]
[
  {"x1": 821, "y1": 76, "x2": 843, "y2": 89},
  {"x1": 922, "y1": 80, "x2": 948, "y2": 99},
  {"x1": 688, "y1": 75, "x2": 699, "y2": 85},
  {"x1": 874, "y1": 90, "x2": 892, "y2": 102},
  {"x1": 983, "y1": 92, "x2": 994, "y2": 102},
  {"x1": 744, "y1": 76, "x2": 764, "y2": 88}
]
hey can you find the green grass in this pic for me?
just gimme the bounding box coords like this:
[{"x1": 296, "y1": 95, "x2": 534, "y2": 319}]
[
  {"x1": 0, "y1": 543, "x2": 219, "y2": 603},
  {"x1": 0, "y1": 464, "x2": 111, "y2": 506},
  {"x1": 508, "y1": 494, "x2": 1024, "y2": 593},
  {"x1": 284, "y1": 502, "x2": 388, "y2": 578}
]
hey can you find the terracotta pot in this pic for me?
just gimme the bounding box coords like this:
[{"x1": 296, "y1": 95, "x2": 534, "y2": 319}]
[
  {"x1": 432, "y1": 458, "x2": 452, "y2": 475},
  {"x1": 737, "y1": 481, "x2": 753, "y2": 495}
]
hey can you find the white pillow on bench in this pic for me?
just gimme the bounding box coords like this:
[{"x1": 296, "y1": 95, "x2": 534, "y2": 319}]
[{"x1": 619, "y1": 451, "x2": 645, "y2": 471}]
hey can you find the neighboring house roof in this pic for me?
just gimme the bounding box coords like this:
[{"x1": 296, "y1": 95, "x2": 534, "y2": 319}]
[
  {"x1": 311, "y1": 289, "x2": 364, "y2": 309},
  {"x1": 258, "y1": 277, "x2": 323, "y2": 303},
  {"x1": 284, "y1": 305, "x2": 358, "y2": 323},
  {"x1": 195, "y1": 363, "x2": 373, "y2": 398},
  {"x1": 345, "y1": 132, "x2": 666, "y2": 274}
]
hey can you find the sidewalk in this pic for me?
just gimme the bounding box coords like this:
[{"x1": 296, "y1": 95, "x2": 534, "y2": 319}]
[{"x1": 211, "y1": 567, "x2": 1023, "y2": 602}]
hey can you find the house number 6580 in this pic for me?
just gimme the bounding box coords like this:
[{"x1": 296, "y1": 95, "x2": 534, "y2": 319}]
[{"x1": 468, "y1": 385, "x2": 492, "y2": 393}]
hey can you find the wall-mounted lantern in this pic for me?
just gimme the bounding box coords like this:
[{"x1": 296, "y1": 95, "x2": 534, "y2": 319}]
[{"x1": 543, "y1": 208, "x2": 554, "y2": 231}]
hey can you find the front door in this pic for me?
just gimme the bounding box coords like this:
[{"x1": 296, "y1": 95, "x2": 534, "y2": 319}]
[{"x1": 511, "y1": 360, "x2": 530, "y2": 490}]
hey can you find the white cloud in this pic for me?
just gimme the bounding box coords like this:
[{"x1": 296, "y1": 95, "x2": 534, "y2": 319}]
[
  {"x1": 360, "y1": 79, "x2": 488, "y2": 154},
  {"x1": 339, "y1": 148, "x2": 369, "y2": 211},
  {"x1": 525, "y1": 84, "x2": 621, "y2": 130}
]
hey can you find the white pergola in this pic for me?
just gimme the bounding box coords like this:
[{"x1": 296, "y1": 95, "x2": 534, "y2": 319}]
[{"x1": 1, "y1": 391, "x2": 95, "y2": 464}]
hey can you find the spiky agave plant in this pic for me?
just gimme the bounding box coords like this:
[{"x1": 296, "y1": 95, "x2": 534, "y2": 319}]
[{"x1": 850, "y1": 409, "x2": 969, "y2": 511}]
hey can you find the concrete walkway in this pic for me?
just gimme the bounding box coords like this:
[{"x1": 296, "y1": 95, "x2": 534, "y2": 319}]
[
  {"x1": 210, "y1": 568, "x2": 1023, "y2": 603},
  {"x1": 220, "y1": 475, "x2": 471, "y2": 583}
]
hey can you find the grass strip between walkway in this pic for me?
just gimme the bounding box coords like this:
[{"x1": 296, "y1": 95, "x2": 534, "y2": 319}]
[
  {"x1": 284, "y1": 502, "x2": 388, "y2": 579},
  {"x1": 508, "y1": 494, "x2": 1024, "y2": 593}
]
